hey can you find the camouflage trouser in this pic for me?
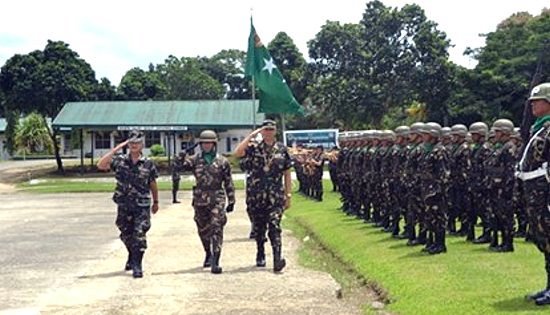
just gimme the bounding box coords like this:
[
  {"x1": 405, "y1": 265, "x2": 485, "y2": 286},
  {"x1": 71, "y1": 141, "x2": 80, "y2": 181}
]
[
  {"x1": 489, "y1": 186, "x2": 514, "y2": 236},
  {"x1": 407, "y1": 186, "x2": 425, "y2": 236},
  {"x1": 523, "y1": 179, "x2": 550, "y2": 254},
  {"x1": 329, "y1": 168, "x2": 339, "y2": 191},
  {"x1": 450, "y1": 183, "x2": 470, "y2": 229},
  {"x1": 172, "y1": 179, "x2": 180, "y2": 200},
  {"x1": 252, "y1": 207, "x2": 283, "y2": 247},
  {"x1": 194, "y1": 204, "x2": 227, "y2": 254},
  {"x1": 425, "y1": 193, "x2": 447, "y2": 233},
  {"x1": 513, "y1": 180, "x2": 527, "y2": 233},
  {"x1": 116, "y1": 203, "x2": 151, "y2": 253}
]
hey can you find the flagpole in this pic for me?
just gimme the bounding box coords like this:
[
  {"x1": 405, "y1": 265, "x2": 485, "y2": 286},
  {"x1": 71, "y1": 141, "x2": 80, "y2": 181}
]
[
  {"x1": 281, "y1": 113, "x2": 286, "y2": 134},
  {"x1": 252, "y1": 75, "x2": 257, "y2": 129}
]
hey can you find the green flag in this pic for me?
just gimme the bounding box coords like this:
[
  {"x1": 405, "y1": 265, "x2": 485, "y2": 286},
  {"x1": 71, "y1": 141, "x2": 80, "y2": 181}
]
[{"x1": 245, "y1": 19, "x2": 304, "y2": 115}]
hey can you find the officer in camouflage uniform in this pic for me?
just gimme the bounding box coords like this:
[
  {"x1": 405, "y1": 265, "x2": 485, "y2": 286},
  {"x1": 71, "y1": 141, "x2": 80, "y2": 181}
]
[
  {"x1": 519, "y1": 83, "x2": 550, "y2": 305},
  {"x1": 469, "y1": 122, "x2": 493, "y2": 244},
  {"x1": 449, "y1": 124, "x2": 472, "y2": 238},
  {"x1": 360, "y1": 132, "x2": 374, "y2": 222},
  {"x1": 419, "y1": 122, "x2": 450, "y2": 254},
  {"x1": 235, "y1": 119, "x2": 293, "y2": 272},
  {"x1": 485, "y1": 119, "x2": 517, "y2": 252},
  {"x1": 178, "y1": 130, "x2": 235, "y2": 274},
  {"x1": 97, "y1": 130, "x2": 159, "y2": 278}
]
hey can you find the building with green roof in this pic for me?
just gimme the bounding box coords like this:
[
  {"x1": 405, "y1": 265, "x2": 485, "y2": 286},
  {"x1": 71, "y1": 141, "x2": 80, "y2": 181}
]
[{"x1": 51, "y1": 100, "x2": 263, "y2": 162}]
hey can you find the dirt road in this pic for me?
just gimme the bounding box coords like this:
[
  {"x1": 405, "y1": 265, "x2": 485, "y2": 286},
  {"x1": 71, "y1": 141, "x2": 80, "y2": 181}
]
[{"x1": 1, "y1": 190, "x2": 360, "y2": 315}]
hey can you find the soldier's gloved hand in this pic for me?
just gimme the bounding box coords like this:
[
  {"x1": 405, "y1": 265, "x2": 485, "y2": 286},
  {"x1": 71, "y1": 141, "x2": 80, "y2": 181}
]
[{"x1": 225, "y1": 203, "x2": 235, "y2": 213}]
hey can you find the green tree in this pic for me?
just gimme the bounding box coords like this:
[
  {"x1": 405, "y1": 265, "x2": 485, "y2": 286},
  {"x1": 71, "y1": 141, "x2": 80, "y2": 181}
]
[
  {"x1": 117, "y1": 66, "x2": 166, "y2": 100},
  {"x1": 156, "y1": 56, "x2": 224, "y2": 100},
  {"x1": 93, "y1": 77, "x2": 117, "y2": 101},
  {"x1": 198, "y1": 49, "x2": 251, "y2": 99},
  {"x1": 14, "y1": 112, "x2": 53, "y2": 155},
  {"x1": 0, "y1": 40, "x2": 99, "y2": 172},
  {"x1": 4, "y1": 110, "x2": 18, "y2": 155}
]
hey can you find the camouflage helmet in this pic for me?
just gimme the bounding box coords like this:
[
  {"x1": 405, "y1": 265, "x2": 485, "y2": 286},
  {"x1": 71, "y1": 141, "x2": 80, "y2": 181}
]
[
  {"x1": 451, "y1": 124, "x2": 468, "y2": 137},
  {"x1": 492, "y1": 119, "x2": 514, "y2": 133},
  {"x1": 395, "y1": 125, "x2": 410, "y2": 137},
  {"x1": 198, "y1": 130, "x2": 218, "y2": 143},
  {"x1": 441, "y1": 127, "x2": 451, "y2": 138},
  {"x1": 529, "y1": 82, "x2": 550, "y2": 103},
  {"x1": 469, "y1": 122, "x2": 488, "y2": 136},
  {"x1": 410, "y1": 122, "x2": 425, "y2": 134},
  {"x1": 382, "y1": 130, "x2": 396, "y2": 141},
  {"x1": 371, "y1": 130, "x2": 382, "y2": 140},
  {"x1": 511, "y1": 127, "x2": 521, "y2": 140},
  {"x1": 423, "y1": 122, "x2": 442, "y2": 138}
]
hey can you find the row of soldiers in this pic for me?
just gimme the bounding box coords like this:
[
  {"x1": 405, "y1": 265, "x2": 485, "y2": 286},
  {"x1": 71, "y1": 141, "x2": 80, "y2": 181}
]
[
  {"x1": 335, "y1": 119, "x2": 523, "y2": 255},
  {"x1": 290, "y1": 145, "x2": 330, "y2": 201}
]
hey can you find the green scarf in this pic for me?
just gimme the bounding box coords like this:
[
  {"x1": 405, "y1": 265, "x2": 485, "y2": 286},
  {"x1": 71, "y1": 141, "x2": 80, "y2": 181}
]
[
  {"x1": 532, "y1": 115, "x2": 550, "y2": 132},
  {"x1": 423, "y1": 142, "x2": 434, "y2": 153},
  {"x1": 203, "y1": 151, "x2": 216, "y2": 165}
]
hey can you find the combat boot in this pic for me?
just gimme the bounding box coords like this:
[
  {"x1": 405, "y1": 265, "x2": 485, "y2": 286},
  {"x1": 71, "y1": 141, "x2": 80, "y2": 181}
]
[
  {"x1": 535, "y1": 290, "x2": 550, "y2": 305},
  {"x1": 488, "y1": 230, "x2": 500, "y2": 252},
  {"x1": 203, "y1": 251, "x2": 212, "y2": 268},
  {"x1": 422, "y1": 232, "x2": 434, "y2": 252},
  {"x1": 448, "y1": 220, "x2": 457, "y2": 235},
  {"x1": 273, "y1": 245, "x2": 286, "y2": 273},
  {"x1": 498, "y1": 231, "x2": 514, "y2": 252},
  {"x1": 406, "y1": 226, "x2": 417, "y2": 246},
  {"x1": 256, "y1": 240, "x2": 266, "y2": 267},
  {"x1": 465, "y1": 224, "x2": 475, "y2": 242},
  {"x1": 410, "y1": 230, "x2": 427, "y2": 246},
  {"x1": 132, "y1": 250, "x2": 144, "y2": 278},
  {"x1": 429, "y1": 231, "x2": 447, "y2": 255},
  {"x1": 473, "y1": 227, "x2": 491, "y2": 244},
  {"x1": 125, "y1": 249, "x2": 133, "y2": 271},
  {"x1": 211, "y1": 251, "x2": 222, "y2": 274}
]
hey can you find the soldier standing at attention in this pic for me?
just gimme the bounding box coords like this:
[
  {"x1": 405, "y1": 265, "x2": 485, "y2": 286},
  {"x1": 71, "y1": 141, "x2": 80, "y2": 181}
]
[
  {"x1": 171, "y1": 152, "x2": 184, "y2": 204},
  {"x1": 177, "y1": 130, "x2": 235, "y2": 274},
  {"x1": 449, "y1": 124, "x2": 472, "y2": 239},
  {"x1": 518, "y1": 83, "x2": 550, "y2": 305},
  {"x1": 235, "y1": 119, "x2": 292, "y2": 272},
  {"x1": 97, "y1": 130, "x2": 159, "y2": 278}
]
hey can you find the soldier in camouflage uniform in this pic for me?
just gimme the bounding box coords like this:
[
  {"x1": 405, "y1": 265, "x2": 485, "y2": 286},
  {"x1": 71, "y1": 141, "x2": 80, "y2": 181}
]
[
  {"x1": 309, "y1": 145, "x2": 325, "y2": 201},
  {"x1": 405, "y1": 123, "x2": 427, "y2": 246},
  {"x1": 178, "y1": 130, "x2": 235, "y2": 274},
  {"x1": 171, "y1": 152, "x2": 184, "y2": 203},
  {"x1": 449, "y1": 124, "x2": 472, "y2": 238},
  {"x1": 419, "y1": 122, "x2": 450, "y2": 254},
  {"x1": 510, "y1": 128, "x2": 527, "y2": 238},
  {"x1": 389, "y1": 126, "x2": 410, "y2": 238},
  {"x1": 235, "y1": 119, "x2": 292, "y2": 272},
  {"x1": 97, "y1": 130, "x2": 159, "y2": 278},
  {"x1": 328, "y1": 146, "x2": 340, "y2": 192},
  {"x1": 469, "y1": 122, "x2": 493, "y2": 244},
  {"x1": 519, "y1": 83, "x2": 550, "y2": 305},
  {"x1": 485, "y1": 119, "x2": 517, "y2": 252}
]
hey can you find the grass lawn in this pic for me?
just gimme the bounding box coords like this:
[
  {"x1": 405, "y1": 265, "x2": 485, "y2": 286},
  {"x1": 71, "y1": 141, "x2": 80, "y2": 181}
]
[
  {"x1": 17, "y1": 179, "x2": 245, "y2": 193},
  {"x1": 284, "y1": 180, "x2": 549, "y2": 314}
]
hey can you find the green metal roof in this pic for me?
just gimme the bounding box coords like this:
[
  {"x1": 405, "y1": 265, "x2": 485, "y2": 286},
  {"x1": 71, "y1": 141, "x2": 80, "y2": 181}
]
[{"x1": 52, "y1": 100, "x2": 264, "y2": 129}]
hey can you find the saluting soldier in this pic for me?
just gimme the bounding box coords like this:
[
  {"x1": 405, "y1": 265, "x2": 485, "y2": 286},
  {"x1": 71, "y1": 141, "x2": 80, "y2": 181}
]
[
  {"x1": 235, "y1": 119, "x2": 292, "y2": 272},
  {"x1": 178, "y1": 130, "x2": 235, "y2": 274},
  {"x1": 97, "y1": 130, "x2": 159, "y2": 278}
]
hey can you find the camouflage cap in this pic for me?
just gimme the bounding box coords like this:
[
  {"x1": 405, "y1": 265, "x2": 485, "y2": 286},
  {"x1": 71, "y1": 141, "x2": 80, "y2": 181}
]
[
  {"x1": 529, "y1": 82, "x2": 550, "y2": 103},
  {"x1": 261, "y1": 119, "x2": 277, "y2": 129},
  {"x1": 127, "y1": 129, "x2": 144, "y2": 143},
  {"x1": 469, "y1": 122, "x2": 489, "y2": 136}
]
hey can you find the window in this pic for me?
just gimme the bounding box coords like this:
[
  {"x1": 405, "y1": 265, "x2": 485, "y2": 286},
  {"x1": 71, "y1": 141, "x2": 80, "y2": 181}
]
[
  {"x1": 145, "y1": 132, "x2": 161, "y2": 148},
  {"x1": 95, "y1": 131, "x2": 111, "y2": 149}
]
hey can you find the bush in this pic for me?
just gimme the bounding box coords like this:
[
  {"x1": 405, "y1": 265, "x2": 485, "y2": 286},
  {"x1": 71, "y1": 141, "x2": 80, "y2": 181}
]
[{"x1": 149, "y1": 144, "x2": 165, "y2": 157}]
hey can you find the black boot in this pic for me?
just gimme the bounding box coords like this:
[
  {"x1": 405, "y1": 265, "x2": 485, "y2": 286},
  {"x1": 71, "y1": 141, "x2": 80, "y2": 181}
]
[
  {"x1": 530, "y1": 255, "x2": 550, "y2": 302},
  {"x1": 406, "y1": 225, "x2": 417, "y2": 246},
  {"x1": 410, "y1": 230, "x2": 427, "y2": 246},
  {"x1": 422, "y1": 232, "x2": 434, "y2": 252},
  {"x1": 429, "y1": 230, "x2": 447, "y2": 255},
  {"x1": 249, "y1": 226, "x2": 257, "y2": 239},
  {"x1": 256, "y1": 240, "x2": 266, "y2": 267},
  {"x1": 125, "y1": 250, "x2": 133, "y2": 271},
  {"x1": 473, "y1": 227, "x2": 491, "y2": 244},
  {"x1": 203, "y1": 251, "x2": 212, "y2": 268},
  {"x1": 273, "y1": 245, "x2": 286, "y2": 272},
  {"x1": 498, "y1": 230, "x2": 514, "y2": 252},
  {"x1": 132, "y1": 251, "x2": 144, "y2": 278},
  {"x1": 211, "y1": 251, "x2": 222, "y2": 274}
]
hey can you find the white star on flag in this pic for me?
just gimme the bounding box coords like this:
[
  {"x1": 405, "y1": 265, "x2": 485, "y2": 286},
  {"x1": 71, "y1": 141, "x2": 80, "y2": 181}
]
[{"x1": 262, "y1": 57, "x2": 277, "y2": 75}]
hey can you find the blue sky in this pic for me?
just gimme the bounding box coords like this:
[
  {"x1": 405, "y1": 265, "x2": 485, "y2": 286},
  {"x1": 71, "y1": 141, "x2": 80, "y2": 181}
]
[{"x1": 0, "y1": 0, "x2": 548, "y2": 85}]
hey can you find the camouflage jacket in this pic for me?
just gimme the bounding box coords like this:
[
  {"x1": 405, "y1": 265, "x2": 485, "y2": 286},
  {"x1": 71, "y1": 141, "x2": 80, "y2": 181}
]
[
  {"x1": 484, "y1": 140, "x2": 517, "y2": 189},
  {"x1": 451, "y1": 141, "x2": 472, "y2": 186},
  {"x1": 405, "y1": 143, "x2": 423, "y2": 189},
  {"x1": 111, "y1": 153, "x2": 159, "y2": 205},
  {"x1": 470, "y1": 142, "x2": 492, "y2": 190},
  {"x1": 518, "y1": 121, "x2": 550, "y2": 183},
  {"x1": 180, "y1": 152, "x2": 235, "y2": 207},
  {"x1": 240, "y1": 141, "x2": 292, "y2": 208},
  {"x1": 419, "y1": 142, "x2": 450, "y2": 198}
]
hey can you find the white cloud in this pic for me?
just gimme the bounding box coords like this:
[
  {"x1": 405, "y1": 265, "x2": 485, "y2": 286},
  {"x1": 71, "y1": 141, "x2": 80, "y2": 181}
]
[{"x1": 0, "y1": 0, "x2": 547, "y2": 84}]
